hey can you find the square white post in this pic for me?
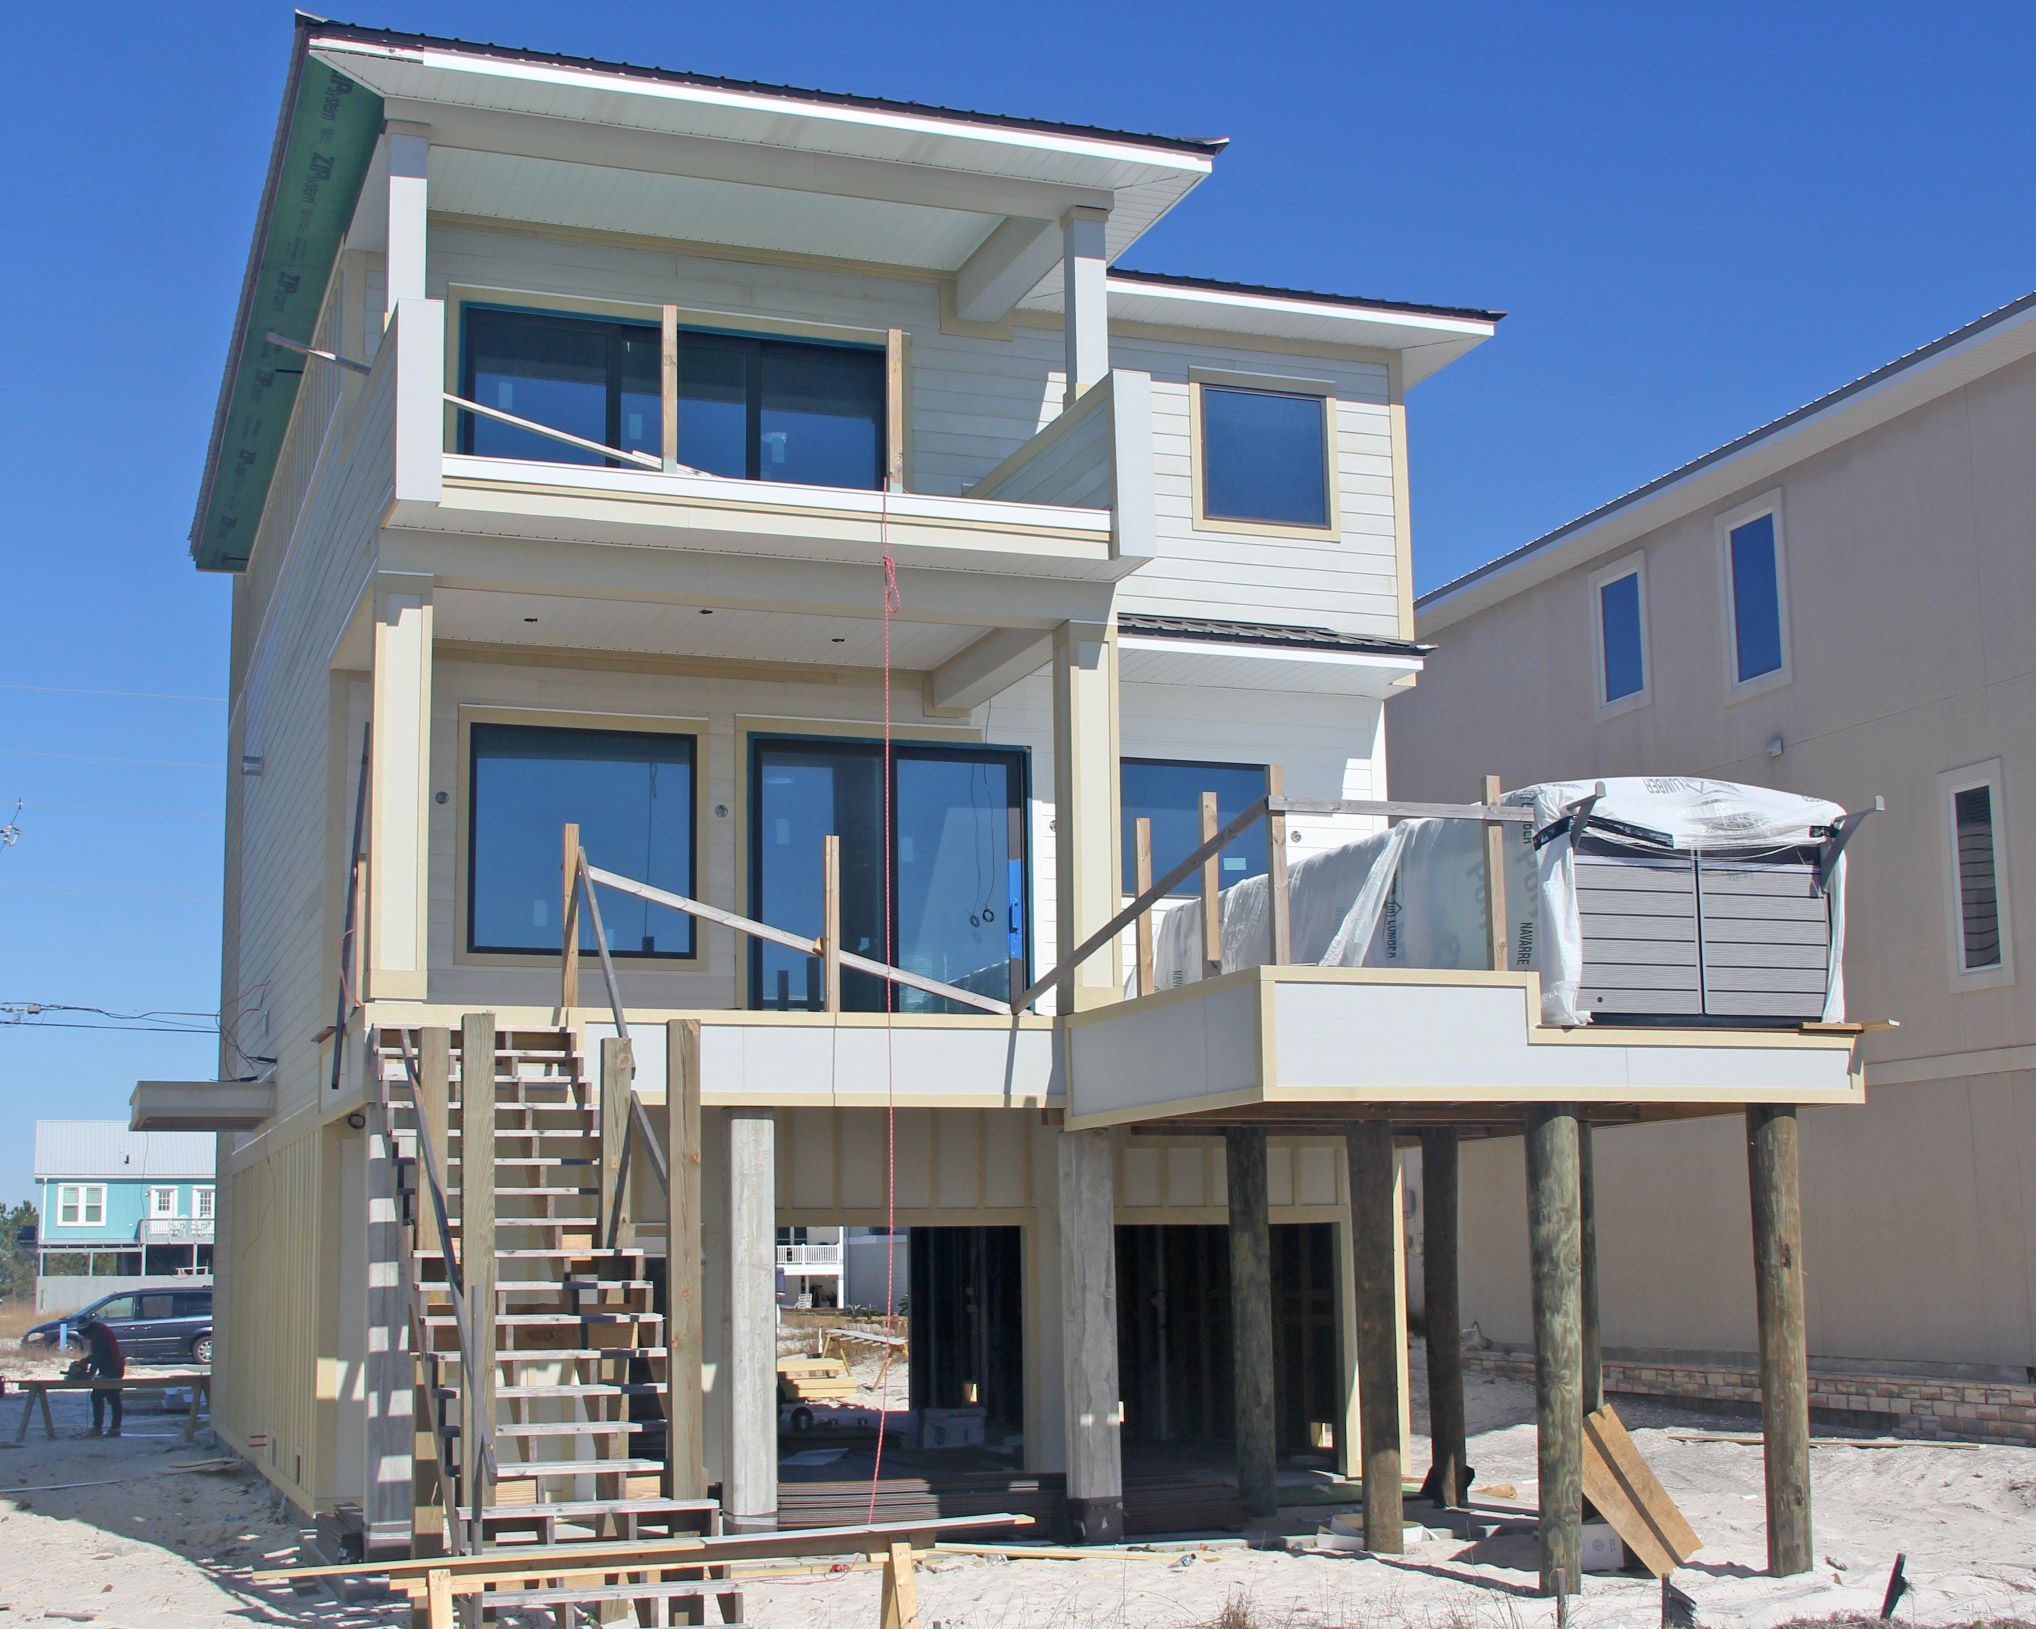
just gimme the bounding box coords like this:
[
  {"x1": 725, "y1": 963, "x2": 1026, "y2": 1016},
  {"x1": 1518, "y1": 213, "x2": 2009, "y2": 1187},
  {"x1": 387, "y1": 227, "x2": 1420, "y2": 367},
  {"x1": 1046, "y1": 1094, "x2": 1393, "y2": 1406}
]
[
  {"x1": 1061, "y1": 205, "x2": 1110, "y2": 406},
  {"x1": 1051, "y1": 619, "x2": 1122, "y2": 1013},
  {"x1": 383, "y1": 122, "x2": 429, "y2": 323},
  {"x1": 366, "y1": 574, "x2": 433, "y2": 1001}
]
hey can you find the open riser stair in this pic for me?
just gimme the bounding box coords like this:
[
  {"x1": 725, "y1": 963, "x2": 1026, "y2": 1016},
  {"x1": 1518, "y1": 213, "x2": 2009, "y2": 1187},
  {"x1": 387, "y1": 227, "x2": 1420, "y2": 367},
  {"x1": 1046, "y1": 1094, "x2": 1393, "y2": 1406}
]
[{"x1": 372, "y1": 1026, "x2": 738, "y2": 1624}]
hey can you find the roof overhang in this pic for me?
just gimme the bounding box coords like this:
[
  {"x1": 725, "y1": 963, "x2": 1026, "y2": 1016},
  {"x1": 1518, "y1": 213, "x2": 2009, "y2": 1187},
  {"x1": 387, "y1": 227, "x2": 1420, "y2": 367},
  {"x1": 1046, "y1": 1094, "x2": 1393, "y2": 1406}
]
[
  {"x1": 1084, "y1": 272, "x2": 1500, "y2": 385},
  {"x1": 1119, "y1": 635, "x2": 1421, "y2": 698},
  {"x1": 1419, "y1": 288, "x2": 2036, "y2": 632},
  {"x1": 131, "y1": 1080, "x2": 276, "y2": 1134}
]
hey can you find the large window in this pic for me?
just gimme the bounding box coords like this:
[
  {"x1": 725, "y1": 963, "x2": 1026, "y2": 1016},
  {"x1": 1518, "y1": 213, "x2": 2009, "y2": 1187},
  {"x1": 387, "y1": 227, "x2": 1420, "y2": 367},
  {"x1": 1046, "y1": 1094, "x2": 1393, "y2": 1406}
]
[
  {"x1": 675, "y1": 330, "x2": 886, "y2": 489},
  {"x1": 460, "y1": 306, "x2": 661, "y2": 466},
  {"x1": 1196, "y1": 381, "x2": 1332, "y2": 530},
  {"x1": 468, "y1": 723, "x2": 697, "y2": 958},
  {"x1": 1121, "y1": 759, "x2": 1270, "y2": 896},
  {"x1": 1591, "y1": 556, "x2": 1649, "y2": 709},
  {"x1": 1942, "y1": 762, "x2": 2012, "y2": 984},
  {"x1": 1724, "y1": 507, "x2": 1788, "y2": 685},
  {"x1": 459, "y1": 305, "x2": 887, "y2": 490},
  {"x1": 750, "y1": 737, "x2": 1028, "y2": 1013},
  {"x1": 57, "y1": 1184, "x2": 105, "y2": 1227}
]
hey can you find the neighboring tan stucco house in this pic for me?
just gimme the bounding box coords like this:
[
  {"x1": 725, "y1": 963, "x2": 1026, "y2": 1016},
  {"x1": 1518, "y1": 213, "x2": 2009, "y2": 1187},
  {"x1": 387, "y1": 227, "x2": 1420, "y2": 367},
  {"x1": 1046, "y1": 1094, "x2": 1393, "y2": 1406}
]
[{"x1": 1391, "y1": 293, "x2": 2036, "y2": 1420}]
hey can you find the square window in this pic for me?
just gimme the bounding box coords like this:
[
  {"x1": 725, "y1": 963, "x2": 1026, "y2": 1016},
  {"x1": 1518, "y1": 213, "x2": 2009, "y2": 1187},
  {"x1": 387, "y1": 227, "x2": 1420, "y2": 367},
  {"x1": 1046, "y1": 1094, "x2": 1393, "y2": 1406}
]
[
  {"x1": 1727, "y1": 511, "x2": 1787, "y2": 683},
  {"x1": 460, "y1": 306, "x2": 661, "y2": 467},
  {"x1": 1120, "y1": 760, "x2": 1270, "y2": 896},
  {"x1": 1198, "y1": 384, "x2": 1332, "y2": 529},
  {"x1": 468, "y1": 723, "x2": 697, "y2": 957}
]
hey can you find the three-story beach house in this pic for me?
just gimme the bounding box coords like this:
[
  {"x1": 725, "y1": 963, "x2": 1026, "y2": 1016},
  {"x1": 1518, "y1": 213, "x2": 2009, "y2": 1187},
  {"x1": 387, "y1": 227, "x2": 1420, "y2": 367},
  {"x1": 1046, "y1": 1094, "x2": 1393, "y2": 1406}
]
[{"x1": 140, "y1": 17, "x2": 1864, "y2": 1601}]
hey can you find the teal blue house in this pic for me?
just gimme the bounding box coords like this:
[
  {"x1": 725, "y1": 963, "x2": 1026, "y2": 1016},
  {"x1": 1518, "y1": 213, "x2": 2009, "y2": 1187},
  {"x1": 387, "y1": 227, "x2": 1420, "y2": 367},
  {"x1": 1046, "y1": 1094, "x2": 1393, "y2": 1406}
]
[{"x1": 33, "y1": 1122, "x2": 214, "y2": 1307}]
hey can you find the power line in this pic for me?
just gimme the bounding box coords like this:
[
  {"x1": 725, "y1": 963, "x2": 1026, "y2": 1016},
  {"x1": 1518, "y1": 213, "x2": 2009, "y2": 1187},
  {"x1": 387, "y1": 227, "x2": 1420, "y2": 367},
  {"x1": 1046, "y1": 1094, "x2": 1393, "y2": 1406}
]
[
  {"x1": 0, "y1": 1020, "x2": 219, "y2": 1035},
  {"x1": 0, "y1": 683, "x2": 226, "y2": 703},
  {"x1": 21, "y1": 801, "x2": 221, "y2": 820},
  {"x1": 3, "y1": 752, "x2": 224, "y2": 769},
  {"x1": 0, "y1": 882, "x2": 219, "y2": 900}
]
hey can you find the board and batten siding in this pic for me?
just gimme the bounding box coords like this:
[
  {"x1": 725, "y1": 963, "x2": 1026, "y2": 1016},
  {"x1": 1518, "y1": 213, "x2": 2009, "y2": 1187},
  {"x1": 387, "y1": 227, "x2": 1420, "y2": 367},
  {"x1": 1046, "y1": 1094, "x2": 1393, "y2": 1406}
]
[{"x1": 421, "y1": 223, "x2": 1405, "y2": 636}]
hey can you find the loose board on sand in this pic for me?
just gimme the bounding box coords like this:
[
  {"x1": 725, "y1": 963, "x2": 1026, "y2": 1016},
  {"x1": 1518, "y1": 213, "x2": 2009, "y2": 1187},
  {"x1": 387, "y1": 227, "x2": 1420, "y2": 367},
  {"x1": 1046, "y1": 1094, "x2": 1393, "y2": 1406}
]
[{"x1": 1580, "y1": 1404, "x2": 1701, "y2": 1577}]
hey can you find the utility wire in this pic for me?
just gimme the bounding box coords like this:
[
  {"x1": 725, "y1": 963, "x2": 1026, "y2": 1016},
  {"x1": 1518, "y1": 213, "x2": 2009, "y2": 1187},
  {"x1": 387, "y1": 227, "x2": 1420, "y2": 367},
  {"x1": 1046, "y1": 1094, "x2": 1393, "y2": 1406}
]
[
  {"x1": 19, "y1": 801, "x2": 221, "y2": 820},
  {"x1": 0, "y1": 683, "x2": 226, "y2": 703},
  {"x1": 3, "y1": 752, "x2": 225, "y2": 769}
]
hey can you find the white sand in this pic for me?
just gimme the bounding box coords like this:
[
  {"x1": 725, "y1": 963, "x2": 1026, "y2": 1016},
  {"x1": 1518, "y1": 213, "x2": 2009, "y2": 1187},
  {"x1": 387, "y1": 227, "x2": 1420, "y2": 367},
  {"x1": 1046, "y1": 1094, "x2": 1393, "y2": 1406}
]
[{"x1": 3, "y1": 1338, "x2": 2032, "y2": 1626}]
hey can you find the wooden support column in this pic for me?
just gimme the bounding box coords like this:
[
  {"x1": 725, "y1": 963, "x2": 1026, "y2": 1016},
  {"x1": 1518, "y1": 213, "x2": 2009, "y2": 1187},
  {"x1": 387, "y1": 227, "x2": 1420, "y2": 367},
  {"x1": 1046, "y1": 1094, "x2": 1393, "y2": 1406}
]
[
  {"x1": 410, "y1": 1029, "x2": 452, "y2": 1560},
  {"x1": 1225, "y1": 1128, "x2": 1277, "y2": 1518},
  {"x1": 1419, "y1": 1129, "x2": 1467, "y2": 1507},
  {"x1": 1525, "y1": 1102, "x2": 1583, "y2": 1598},
  {"x1": 1266, "y1": 766, "x2": 1291, "y2": 966},
  {"x1": 725, "y1": 1108, "x2": 778, "y2": 1532},
  {"x1": 659, "y1": 305, "x2": 680, "y2": 472},
  {"x1": 560, "y1": 823, "x2": 581, "y2": 1011},
  {"x1": 457, "y1": 1013, "x2": 497, "y2": 1553},
  {"x1": 363, "y1": 1100, "x2": 415, "y2": 1550},
  {"x1": 1133, "y1": 818, "x2": 1156, "y2": 996},
  {"x1": 599, "y1": 1036, "x2": 632, "y2": 1248},
  {"x1": 1347, "y1": 1119, "x2": 1404, "y2": 1553},
  {"x1": 1482, "y1": 773, "x2": 1509, "y2": 972},
  {"x1": 665, "y1": 1021, "x2": 706, "y2": 1499},
  {"x1": 1199, "y1": 792, "x2": 1223, "y2": 980},
  {"x1": 1747, "y1": 1105, "x2": 1812, "y2": 1576},
  {"x1": 821, "y1": 835, "x2": 843, "y2": 1013},
  {"x1": 1579, "y1": 1121, "x2": 1603, "y2": 1415},
  {"x1": 1058, "y1": 1129, "x2": 1124, "y2": 1542}
]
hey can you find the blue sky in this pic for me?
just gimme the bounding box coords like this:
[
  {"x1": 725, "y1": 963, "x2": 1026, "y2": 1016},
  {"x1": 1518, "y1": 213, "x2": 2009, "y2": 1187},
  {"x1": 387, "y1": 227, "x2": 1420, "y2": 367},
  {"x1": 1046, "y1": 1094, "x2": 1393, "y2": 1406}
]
[{"x1": 3, "y1": 2, "x2": 2033, "y2": 1204}]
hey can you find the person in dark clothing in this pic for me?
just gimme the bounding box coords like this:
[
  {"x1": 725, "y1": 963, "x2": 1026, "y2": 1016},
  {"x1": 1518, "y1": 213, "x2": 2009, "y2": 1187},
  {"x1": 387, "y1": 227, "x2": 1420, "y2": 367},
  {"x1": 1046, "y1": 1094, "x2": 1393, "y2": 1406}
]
[{"x1": 74, "y1": 1316, "x2": 125, "y2": 1437}]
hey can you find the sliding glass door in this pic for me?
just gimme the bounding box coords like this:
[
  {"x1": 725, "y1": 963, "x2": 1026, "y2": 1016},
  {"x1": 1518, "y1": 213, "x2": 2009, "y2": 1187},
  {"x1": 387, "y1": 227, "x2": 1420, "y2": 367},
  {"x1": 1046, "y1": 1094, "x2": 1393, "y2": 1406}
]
[{"x1": 750, "y1": 737, "x2": 1028, "y2": 1013}]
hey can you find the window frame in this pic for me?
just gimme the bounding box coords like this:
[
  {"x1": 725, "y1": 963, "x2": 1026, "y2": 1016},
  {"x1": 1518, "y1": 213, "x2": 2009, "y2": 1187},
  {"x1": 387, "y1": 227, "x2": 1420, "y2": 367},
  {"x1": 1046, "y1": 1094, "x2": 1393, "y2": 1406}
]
[
  {"x1": 1939, "y1": 759, "x2": 2015, "y2": 990},
  {"x1": 743, "y1": 729, "x2": 1034, "y2": 1012},
  {"x1": 1119, "y1": 757, "x2": 1272, "y2": 897},
  {"x1": 1716, "y1": 493, "x2": 1793, "y2": 697},
  {"x1": 1588, "y1": 553, "x2": 1652, "y2": 716},
  {"x1": 447, "y1": 288, "x2": 904, "y2": 489},
  {"x1": 455, "y1": 707, "x2": 707, "y2": 969},
  {"x1": 57, "y1": 1183, "x2": 106, "y2": 1228},
  {"x1": 148, "y1": 1186, "x2": 178, "y2": 1220},
  {"x1": 455, "y1": 300, "x2": 664, "y2": 468},
  {"x1": 194, "y1": 1186, "x2": 215, "y2": 1221},
  {"x1": 1189, "y1": 369, "x2": 1341, "y2": 541}
]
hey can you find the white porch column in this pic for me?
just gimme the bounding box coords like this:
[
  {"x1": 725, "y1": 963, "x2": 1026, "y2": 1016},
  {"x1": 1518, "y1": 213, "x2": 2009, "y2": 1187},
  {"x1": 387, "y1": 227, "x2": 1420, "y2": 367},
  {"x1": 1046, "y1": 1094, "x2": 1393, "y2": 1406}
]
[
  {"x1": 383, "y1": 121, "x2": 429, "y2": 323},
  {"x1": 1051, "y1": 619, "x2": 1121, "y2": 1014},
  {"x1": 1058, "y1": 1128, "x2": 1123, "y2": 1542},
  {"x1": 1061, "y1": 205, "x2": 1110, "y2": 406},
  {"x1": 724, "y1": 1108, "x2": 779, "y2": 1532},
  {"x1": 366, "y1": 575, "x2": 433, "y2": 1001}
]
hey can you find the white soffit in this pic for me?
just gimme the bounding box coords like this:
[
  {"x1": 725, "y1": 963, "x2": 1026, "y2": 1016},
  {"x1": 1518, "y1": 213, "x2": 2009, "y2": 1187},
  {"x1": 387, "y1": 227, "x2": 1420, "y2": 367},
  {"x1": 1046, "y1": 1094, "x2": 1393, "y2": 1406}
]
[
  {"x1": 428, "y1": 147, "x2": 998, "y2": 270},
  {"x1": 312, "y1": 35, "x2": 1212, "y2": 281},
  {"x1": 1120, "y1": 635, "x2": 1421, "y2": 697},
  {"x1": 433, "y1": 587, "x2": 980, "y2": 671},
  {"x1": 1420, "y1": 290, "x2": 2036, "y2": 632}
]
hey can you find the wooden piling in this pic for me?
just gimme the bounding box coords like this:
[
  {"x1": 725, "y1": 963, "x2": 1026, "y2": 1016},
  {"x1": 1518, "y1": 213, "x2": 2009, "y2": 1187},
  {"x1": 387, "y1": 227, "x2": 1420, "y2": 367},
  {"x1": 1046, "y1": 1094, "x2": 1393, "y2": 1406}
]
[
  {"x1": 1579, "y1": 1121, "x2": 1603, "y2": 1415},
  {"x1": 822, "y1": 835, "x2": 843, "y2": 1013},
  {"x1": 1134, "y1": 818, "x2": 1156, "y2": 996},
  {"x1": 1266, "y1": 765, "x2": 1292, "y2": 966},
  {"x1": 666, "y1": 1019, "x2": 706, "y2": 1499},
  {"x1": 1199, "y1": 791, "x2": 1222, "y2": 979},
  {"x1": 1225, "y1": 1128, "x2": 1278, "y2": 1517},
  {"x1": 1347, "y1": 1118, "x2": 1404, "y2": 1553},
  {"x1": 457, "y1": 1012, "x2": 497, "y2": 1552},
  {"x1": 599, "y1": 1036, "x2": 632, "y2": 1248},
  {"x1": 1525, "y1": 1101, "x2": 1582, "y2": 1597},
  {"x1": 1419, "y1": 1128, "x2": 1467, "y2": 1506},
  {"x1": 560, "y1": 825, "x2": 581, "y2": 1011},
  {"x1": 1747, "y1": 1104, "x2": 1812, "y2": 1575}
]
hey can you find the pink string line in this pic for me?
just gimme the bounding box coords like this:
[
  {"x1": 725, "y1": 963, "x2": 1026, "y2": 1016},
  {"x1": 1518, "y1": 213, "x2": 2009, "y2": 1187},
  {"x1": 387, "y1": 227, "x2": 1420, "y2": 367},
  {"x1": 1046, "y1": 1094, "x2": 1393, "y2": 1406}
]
[{"x1": 867, "y1": 526, "x2": 903, "y2": 1524}]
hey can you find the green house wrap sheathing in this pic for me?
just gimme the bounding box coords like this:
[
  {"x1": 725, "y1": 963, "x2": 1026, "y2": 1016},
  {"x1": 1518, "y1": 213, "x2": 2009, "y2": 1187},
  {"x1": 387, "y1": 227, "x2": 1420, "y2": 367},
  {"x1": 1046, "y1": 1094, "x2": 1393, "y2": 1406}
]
[{"x1": 190, "y1": 59, "x2": 382, "y2": 571}]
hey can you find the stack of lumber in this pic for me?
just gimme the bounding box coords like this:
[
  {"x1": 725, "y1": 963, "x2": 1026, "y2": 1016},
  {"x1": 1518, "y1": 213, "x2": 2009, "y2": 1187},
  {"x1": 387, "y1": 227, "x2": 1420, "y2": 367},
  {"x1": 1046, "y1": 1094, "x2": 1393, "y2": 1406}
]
[{"x1": 779, "y1": 1355, "x2": 856, "y2": 1403}]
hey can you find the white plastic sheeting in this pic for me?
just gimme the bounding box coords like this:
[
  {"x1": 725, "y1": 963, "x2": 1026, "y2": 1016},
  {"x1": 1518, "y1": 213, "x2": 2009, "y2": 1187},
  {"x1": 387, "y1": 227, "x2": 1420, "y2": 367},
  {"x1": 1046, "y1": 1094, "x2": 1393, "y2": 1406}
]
[{"x1": 1147, "y1": 776, "x2": 1848, "y2": 1026}]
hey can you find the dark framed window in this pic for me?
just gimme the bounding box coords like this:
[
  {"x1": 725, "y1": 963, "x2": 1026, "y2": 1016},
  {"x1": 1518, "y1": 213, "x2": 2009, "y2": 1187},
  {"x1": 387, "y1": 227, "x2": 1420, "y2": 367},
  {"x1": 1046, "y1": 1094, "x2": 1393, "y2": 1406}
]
[
  {"x1": 468, "y1": 723, "x2": 696, "y2": 957},
  {"x1": 749, "y1": 736, "x2": 1029, "y2": 1013},
  {"x1": 1727, "y1": 512, "x2": 1786, "y2": 683},
  {"x1": 458, "y1": 305, "x2": 661, "y2": 466},
  {"x1": 676, "y1": 329, "x2": 886, "y2": 489},
  {"x1": 1597, "y1": 568, "x2": 1646, "y2": 704},
  {"x1": 1121, "y1": 759, "x2": 1270, "y2": 896},
  {"x1": 1198, "y1": 383, "x2": 1331, "y2": 528},
  {"x1": 1952, "y1": 783, "x2": 2003, "y2": 972}
]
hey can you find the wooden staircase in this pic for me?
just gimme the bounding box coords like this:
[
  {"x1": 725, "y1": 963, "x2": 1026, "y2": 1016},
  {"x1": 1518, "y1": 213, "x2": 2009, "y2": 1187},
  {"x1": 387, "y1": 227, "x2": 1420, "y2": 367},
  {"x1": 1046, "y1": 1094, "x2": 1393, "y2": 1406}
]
[{"x1": 376, "y1": 1025, "x2": 739, "y2": 1623}]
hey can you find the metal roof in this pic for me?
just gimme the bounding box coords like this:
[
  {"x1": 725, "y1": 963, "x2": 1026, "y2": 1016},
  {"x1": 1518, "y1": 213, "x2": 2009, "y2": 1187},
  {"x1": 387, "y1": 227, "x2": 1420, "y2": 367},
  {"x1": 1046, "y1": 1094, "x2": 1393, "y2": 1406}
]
[
  {"x1": 1418, "y1": 287, "x2": 2036, "y2": 629},
  {"x1": 1119, "y1": 612, "x2": 1430, "y2": 659},
  {"x1": 298, "y1": 14, "x2": 1231, "y2": 156},
  {"x1": 32, "y1": 1121, "x2": 216, "y2": 1182},
  {"x1": 1108, "y1": 268, "x2": 1503, "y2": 327}
]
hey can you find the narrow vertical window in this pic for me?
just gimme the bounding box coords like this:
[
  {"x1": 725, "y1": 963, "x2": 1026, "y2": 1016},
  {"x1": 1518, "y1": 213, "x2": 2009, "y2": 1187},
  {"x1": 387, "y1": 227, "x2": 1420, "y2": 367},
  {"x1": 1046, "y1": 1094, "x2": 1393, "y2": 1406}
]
[
  {"x1": 1595, "y1": 566, "x2": 1646, "y2": 705},
  {"x1": 1727, "y1": 512, "x2": 1786, "y2": 682},
  {"x1": 1953, "y1": 784, "x2": 2002, "y2": 970}
]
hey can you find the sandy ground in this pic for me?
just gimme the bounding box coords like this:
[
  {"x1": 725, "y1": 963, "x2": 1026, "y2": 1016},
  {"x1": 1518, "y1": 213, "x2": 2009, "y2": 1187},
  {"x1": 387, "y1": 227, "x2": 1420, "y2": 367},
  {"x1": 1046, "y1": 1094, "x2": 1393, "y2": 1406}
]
[{"x1": 2, "y1": 1337, "x2": 2032, "y2": 1627}]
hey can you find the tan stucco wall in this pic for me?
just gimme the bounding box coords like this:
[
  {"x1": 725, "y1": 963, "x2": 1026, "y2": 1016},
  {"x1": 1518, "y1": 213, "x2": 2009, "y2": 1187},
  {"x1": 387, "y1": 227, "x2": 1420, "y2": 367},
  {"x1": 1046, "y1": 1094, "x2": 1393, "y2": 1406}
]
[{"x1": 1393, "y1": 349, "x2": 2036, "y2": 1371}]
